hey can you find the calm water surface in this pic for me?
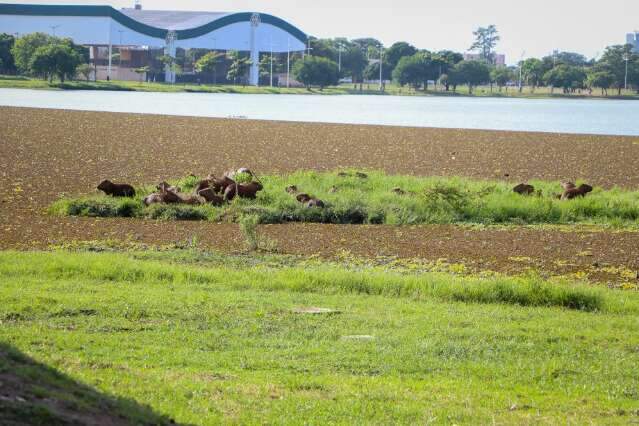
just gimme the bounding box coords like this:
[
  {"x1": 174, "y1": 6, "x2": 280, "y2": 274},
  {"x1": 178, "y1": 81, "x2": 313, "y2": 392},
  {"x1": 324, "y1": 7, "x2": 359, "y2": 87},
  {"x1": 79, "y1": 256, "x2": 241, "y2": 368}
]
[{"x1": 1, "y1": 88, "x2": 638, "y2": 136}]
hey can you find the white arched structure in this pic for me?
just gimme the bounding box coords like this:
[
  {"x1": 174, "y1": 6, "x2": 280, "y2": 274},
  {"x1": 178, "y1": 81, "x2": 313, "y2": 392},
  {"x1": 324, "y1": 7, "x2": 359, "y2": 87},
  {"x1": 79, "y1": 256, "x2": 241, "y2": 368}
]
[{"x1": 0, "y1": 4, "x2": 307, "y2": 85}]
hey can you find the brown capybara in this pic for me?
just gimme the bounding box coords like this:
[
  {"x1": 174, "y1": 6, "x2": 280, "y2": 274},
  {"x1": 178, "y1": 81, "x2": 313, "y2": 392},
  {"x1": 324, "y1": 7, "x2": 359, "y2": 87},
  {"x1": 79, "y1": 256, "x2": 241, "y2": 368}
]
[
  {"x1": 296, "y1": 193, "x2": 312, "y2": 203},
  {"x1": 561, "y1": 181, "x2": 577, "y2": 190},
  {"x1": 392, "y1": 187, "x2": 406, "y2": 195},
  {"x1": 193, "y1": 177, "x2": 213, "y2": 195},
  {"x1": 156, "y1": 181, "x2": 181, "y2": 194},
  {"x1": 337, "y1": 172, "x2": 350, "y2": 177},
  {"x1": 561, "y1": 184, "x2": 593, "y2": 200},
  {"x1": 210, "y1": 176, "x2": 235, "y2": 193},
  {"x1": 355, "y1": 172, "x2": 368, "y2": 179},
  {"x1": 306, "y1": 198, "x2": 325, "y2": 208},
  {"x1": 197, "y1": 188, "x2": 224, "y2": 206},
  {"x1": 329, "y1": 186, "x2": 338, "y2": 193},
  {"x1": 224, "y1": 182, "x2": 264, "y2": 201},
  {"x1": 143, "y1": 193, "x2": 163, "y2": 206},
  {"x1": 513, "y1": 183, "x2": 535, "y2": 195},
  {"x1": 97, "y1": 180, "x2": 135, "y2": 197},
  {"x1": 286, "y1": 185, "x2": 298, "y2": 194}
]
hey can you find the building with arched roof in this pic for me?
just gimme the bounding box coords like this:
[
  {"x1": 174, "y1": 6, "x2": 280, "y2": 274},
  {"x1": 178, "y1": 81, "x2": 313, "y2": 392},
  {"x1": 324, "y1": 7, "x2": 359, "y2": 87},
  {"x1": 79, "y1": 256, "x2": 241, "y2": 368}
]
[{"x1": 0, "y1": 3, "x2": 308, "y2": 84}]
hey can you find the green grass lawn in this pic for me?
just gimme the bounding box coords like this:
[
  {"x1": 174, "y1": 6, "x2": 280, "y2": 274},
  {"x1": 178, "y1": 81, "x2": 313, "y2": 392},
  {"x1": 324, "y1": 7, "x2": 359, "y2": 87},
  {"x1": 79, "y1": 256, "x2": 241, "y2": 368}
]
[
  {"x1": 2, "y1": 75, "x2": 638, "y2": 99},
  {"x1": 1, "y1": 250, "x2": 638, "y2": 424},
  {"x1": 52, "y1": 171, "x2": 639, "y2": 227}
]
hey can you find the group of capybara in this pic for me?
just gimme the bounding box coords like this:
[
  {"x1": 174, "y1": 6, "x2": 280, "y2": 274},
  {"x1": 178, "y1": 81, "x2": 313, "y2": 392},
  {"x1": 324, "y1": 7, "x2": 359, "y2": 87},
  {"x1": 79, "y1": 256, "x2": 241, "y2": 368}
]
[
  {"x1": 513, "y1": 181, "x2": 594, "y2": 200},
  {"x1": 97, "y1": 167, "x2": 329, "y2": 209},
  {"x1": 97, "y1": 169, "x2": 595, "y2": 210}
]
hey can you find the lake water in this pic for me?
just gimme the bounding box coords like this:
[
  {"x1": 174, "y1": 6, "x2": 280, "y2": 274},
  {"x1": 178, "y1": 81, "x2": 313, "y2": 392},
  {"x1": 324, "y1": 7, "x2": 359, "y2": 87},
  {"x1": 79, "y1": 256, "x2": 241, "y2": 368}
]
[{"x1": 1, "y1": 88, "x2": 638, "y2": 136}]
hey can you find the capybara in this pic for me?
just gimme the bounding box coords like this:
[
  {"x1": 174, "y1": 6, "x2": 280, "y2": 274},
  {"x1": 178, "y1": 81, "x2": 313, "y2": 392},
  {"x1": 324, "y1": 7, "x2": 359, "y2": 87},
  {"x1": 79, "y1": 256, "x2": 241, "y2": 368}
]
[
  {"x1": 306, "y1": 198, "x2": 325, "y2": 208},
  {"x1": 513, "y1": 183, "x2": 535, "y2": 195},
  {"x1": 561, "y1": 181, "x2": 576, "y2": 190},
  {"x1": 329, "y1": 186, "x2": 338, "y2": 193},
  {"x1": 561, "y1": 184, "x2": 593, "y2": 200},
  {"x1": 197, "y1": 188, "x2": 224, "y2": 206},
  {"x1": 143, "y1": 193, "x2": 163, "y2": 206},
  {"x1": 97, "y1": 180, "x2": 135, "y2": 197},
  {"x1": 355, "y1": 172, "x2": 368, "y2": 179},
  {"x1": 392, "y1": 187, "x2": 406, "y2": 195},
  {"x1": 156, "y1": 181, "x2": 181, "y2": 194},
  {"x1": 210, "y1": 176, "x2": 235, "y2": 193},
  {"x1": 224, "y1": 182, "x2": 264, "y2": 201},
  {"x1": 193, "y1": 176, "x2": 212, "y2": 195},
  {"x1": 296, "y1": 193, "x2": 312, "y2": 203},
  {"x1": 286, "y1": 185, "x2": 298, "y2": 194}
]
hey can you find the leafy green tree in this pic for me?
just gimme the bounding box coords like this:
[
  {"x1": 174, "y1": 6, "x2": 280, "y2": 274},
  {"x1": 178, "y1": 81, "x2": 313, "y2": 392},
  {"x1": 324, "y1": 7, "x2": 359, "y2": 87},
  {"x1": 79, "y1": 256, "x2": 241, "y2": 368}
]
[
  {"x1": 521, "y1": 58, "x2": 545, "y2": 92},
  {"x1": 292, "y1": 56, "x2": 339, "y2": 90},
  {"x1": 0, "y1": 33, "x2": 16, "y2": 74},
  {"x1": 453, "y1": 60, "x2": 491, "y2": 94},
  {"x1": 364, "y1": 58, "x2": 392, "y2": 82},
  {"x1": 11, "y1": 32, "x2": 52, "y2": 74},
  {"x1": 490, "y1": 67, "x2": 514, "y2": 92},
  {"x1": 544, "y1": 64, "x2": 586, "y2": 93},
  {"x1": 597, "y1": 44, "x2": 638, "y2": 95},
  {"x1": 586, "y1": 70, "x2": 615, "y2": 95},
  {"x1": 29, "y1": 43, "x2": 83, "y2": 83},
  {"x1": 342, "y1": 46, "x2": 367, "y2": 84},
  {"x1": 134, "y1": 66, "x2": 150, "y2": 83},
  {"x1": 75, "y1": 63, "x2": 92, "y2": 81},
  {"x1": 469, "y1": 25, "x2": 500, "y2": 64},
  {"x1": 226, "y1": 51, "x2": 251, "y2": 85},
  {"x1": 195, "y1": 51, "x2": 222, "y2": 74},
  {"x1": 385, "y1": 42, "x2": 417, "y2": 71},
  {"x1": 392, "y1": 53, "x2": 429, "y2": 90}
]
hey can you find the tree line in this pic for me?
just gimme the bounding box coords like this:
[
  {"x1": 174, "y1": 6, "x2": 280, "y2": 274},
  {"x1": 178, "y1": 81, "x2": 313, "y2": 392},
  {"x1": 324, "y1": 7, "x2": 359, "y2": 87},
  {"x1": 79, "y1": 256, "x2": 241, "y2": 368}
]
[{"x1": 1, "y1": 27, "x2": 638, "y2": 94}]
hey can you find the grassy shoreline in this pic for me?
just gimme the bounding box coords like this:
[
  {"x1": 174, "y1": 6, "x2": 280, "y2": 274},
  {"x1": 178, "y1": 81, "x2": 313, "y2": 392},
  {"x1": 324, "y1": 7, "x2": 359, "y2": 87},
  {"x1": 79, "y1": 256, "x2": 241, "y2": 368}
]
[
  {"x1": 1, "y1": 249, "x2": 639, "y2": 424},
  {"x1": 2, "y1": 75, "x2": 638, "y2": 99}
]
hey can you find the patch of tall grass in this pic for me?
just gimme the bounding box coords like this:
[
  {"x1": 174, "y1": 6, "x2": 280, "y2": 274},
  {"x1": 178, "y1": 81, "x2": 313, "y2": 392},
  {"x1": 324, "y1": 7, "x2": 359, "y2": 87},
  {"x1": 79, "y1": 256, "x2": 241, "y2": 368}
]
[
  {"x1": 0, "y1": 251, "x2": 626, "y2": 313},
  {"x1": 49, "y1": 171, "x2": 639, "y2": 227}
]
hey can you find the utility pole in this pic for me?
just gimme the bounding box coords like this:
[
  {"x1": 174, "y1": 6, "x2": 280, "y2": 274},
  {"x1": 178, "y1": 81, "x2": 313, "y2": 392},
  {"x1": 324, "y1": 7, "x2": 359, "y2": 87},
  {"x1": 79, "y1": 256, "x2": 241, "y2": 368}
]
[
  {"x1": 518, "y1": 51, "x2": 526, "y2": 93},
  {"x1": 623, "y1": 54, "x2": 629, "y2": 91},
  {"x1": 50, "y1": 25, "x2": 60, "y2": 36},
  {"x1": 338, "y1": 44, "x2": 343, "y2": 73},
  {"x1": 286, "y1": 38, "x2": 290, "y2": 88},
  {"x1": 379, "y1": 45, "x2": 384, "y2": 91},
  {"x1": 270, "y1": 40, "x2": 274, "y2": 87}
]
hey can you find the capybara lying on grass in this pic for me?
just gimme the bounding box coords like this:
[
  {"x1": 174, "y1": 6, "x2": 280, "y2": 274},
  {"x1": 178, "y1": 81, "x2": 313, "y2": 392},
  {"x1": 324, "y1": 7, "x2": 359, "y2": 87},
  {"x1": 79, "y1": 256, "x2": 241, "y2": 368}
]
[
  {"x1": 513, "y1": 183, "x2": 535, "y2": 195},
  {"x1": 561, "y1": 184, "x2": 593, "y2": 200},
  {"x1": 306, "y1": 198, "x2": 325, "y2": 208},
  {"x1": 98, "y1": 180, "x2": 135, "y2": 197},
  {"x1": 296, "y1": 193, "x2": 312, "y2": 203},
  {"x1": 224, "y1": 182, "x2": 263, "y2": 201},
  {"x1": 197, "y1": 188, "x2": 224, "y2": 206},
  {"x1": 286, "y1": 185, "x2": 298, "y2": 194}
]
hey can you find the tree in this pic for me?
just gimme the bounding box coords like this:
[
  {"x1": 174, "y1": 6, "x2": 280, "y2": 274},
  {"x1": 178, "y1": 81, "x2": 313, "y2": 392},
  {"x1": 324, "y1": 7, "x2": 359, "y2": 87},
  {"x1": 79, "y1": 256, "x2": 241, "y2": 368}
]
[
  {"x1": 11, "y1": 32, "x2": 52, "y2": 74},
  {"x1": 364, "y1": 58, "x2": 392, "y2": 82},
  {"x1": 597, "y1": 44, "x2": 638, "y2": 95},
  {"x1": 0, "y1": 33, "x2": 16, "y2": 74},
  {"x1": 490, "y1": 67, "x2": 514, "y2": 92},
  {"x1": 469, "y1": 25, "x2": 500, "y2": 64},
  {"x1": 544, "y1": 64, "x2": 586, "y2": 93},
  {"x1": 76, "y1": 63, "x2": 92, "y2": 81},
  {"x1": 392, "y1": 53, "x2": 430, "y2": 90},
  {"x1": 292, "y1": 56, "x2": 339, "y2": 90},
  {"x1": 195, "y1": 51, "x2": 222, "y2": 83},
  {"x1": 521, "y1": 58, "x2": 544, "y2": 92},
  {"x1": 226, "y1": 51, "x2": 251, "y2": 85},
  {"x1": 341, "y1": 46, "x2": 367, "y2": 84},
  {"x1": 453, "y1": 60, "x2": 491, "y2": 94},
  {"x1": 385, "y1": 42, "x2": 417, "y2": 72},
  {"x1": 586, "y1": 70, "x2": 614, "y2": 95},
  {"x1": 133, "y1": 66, "x2": 150, "y2": 83},
  {"x1": 29, "y1": 43, "x2": 83, "y2": 83}
]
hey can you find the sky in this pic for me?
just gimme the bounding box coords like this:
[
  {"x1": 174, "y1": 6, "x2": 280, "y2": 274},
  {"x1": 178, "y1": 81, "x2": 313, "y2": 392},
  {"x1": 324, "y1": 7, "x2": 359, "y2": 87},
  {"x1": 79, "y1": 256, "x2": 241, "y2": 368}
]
[{"x1": 5, "y1": 0, "x2": 639, "y2": 64}]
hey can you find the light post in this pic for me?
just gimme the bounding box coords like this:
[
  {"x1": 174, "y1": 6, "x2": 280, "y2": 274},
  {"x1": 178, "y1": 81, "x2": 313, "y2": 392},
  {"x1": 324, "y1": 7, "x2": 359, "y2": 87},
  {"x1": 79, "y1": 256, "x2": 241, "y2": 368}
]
[
  {"x1": 50, "y1": 25, "x2": 60, "y2": 36},
  {"x1": 211, "y1": 37, "x2": 217, "y2": 84},
  {"x1": 518, "y1": 51, "x2": 526, "y2": 93},
  {"x1": 338, "y1": 44, "x2": 344, "y2": 74},
  {"x1": 269, "y1": 38, "x2": 274, "y2": 87},
  {"x1": 379, "y1": 45, "x2": 384, "y2": 91},
  {"x1": 118, "y1": 30, "x2": 124, "y2": 68},
  {"x1": 286, "y1": 38, "x2": 290, "y2": 88},
  {"x1": 624, "y1": 54, "x2": 629, "y2": 91}
]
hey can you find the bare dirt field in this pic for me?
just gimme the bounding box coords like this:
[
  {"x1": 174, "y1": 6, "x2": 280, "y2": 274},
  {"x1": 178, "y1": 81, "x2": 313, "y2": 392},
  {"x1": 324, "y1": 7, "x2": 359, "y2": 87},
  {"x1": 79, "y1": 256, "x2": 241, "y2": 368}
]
[{"x1": 1, "y1": 106, "x2": 638, "y2": 283}]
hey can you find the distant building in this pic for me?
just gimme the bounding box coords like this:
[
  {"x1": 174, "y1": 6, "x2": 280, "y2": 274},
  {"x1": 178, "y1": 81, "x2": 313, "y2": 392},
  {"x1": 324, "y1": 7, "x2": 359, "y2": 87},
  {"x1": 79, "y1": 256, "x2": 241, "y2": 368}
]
[
  {"x1": 463, "y1": 52, "x2": 506, "y2": 67},
  {"x1": 627, "y1": 32, "x2": 639, "y2": 52}
]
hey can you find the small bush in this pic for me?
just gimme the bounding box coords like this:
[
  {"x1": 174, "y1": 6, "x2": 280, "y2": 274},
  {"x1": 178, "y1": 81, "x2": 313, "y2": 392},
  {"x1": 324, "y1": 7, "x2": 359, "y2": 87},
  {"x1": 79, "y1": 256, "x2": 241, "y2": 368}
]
[{"x1": 144, "y1": 205, "x2": 208, "y2": 221}]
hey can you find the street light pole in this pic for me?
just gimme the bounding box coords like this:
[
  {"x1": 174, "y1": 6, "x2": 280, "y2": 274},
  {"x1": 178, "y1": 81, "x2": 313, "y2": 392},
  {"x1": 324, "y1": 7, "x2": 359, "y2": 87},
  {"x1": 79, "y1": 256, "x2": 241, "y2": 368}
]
[
  {"x1": 50, "y1": 25, "x2": 60, "y2": 36},
  {"x1": 379, "y1": 45, "x2": 383, "y2": 91},
  {"x1": 624, "y1": 54, "x2": 629, "y2": 91},
  {"x1": 286, "y1": 38, "x2": 290, "y2": 88},
  {"x1": 270, "y1": 40, "x2": 274, "y2": 87},
  {"x1": 518, "y1": 50, "x2": 526, "y2": 93}
]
